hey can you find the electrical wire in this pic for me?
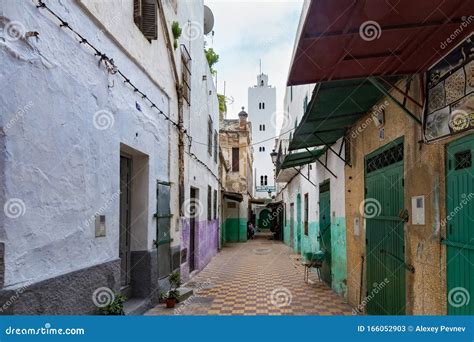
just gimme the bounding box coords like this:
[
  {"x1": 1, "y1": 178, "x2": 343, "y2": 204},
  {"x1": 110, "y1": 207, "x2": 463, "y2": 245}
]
[
  {"x1": 192, "y1": 126, "x2": 296, "y2": 148},
  {"x1": 35, "y1": 0, "x2": 226, "y2": 186}
]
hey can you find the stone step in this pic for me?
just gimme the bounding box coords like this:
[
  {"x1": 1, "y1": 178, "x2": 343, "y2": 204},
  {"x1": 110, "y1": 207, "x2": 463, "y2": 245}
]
[
  {"x1": 123, "y1": 297, "x2": 153, "y2": 316},
  {"x1": 177, "y1": 287, "x2": 194, "y2": 302}
]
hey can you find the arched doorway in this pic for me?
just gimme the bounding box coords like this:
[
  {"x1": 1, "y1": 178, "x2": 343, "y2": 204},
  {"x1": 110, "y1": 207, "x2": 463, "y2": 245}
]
[{"x1": 258, "y1": 209, "x2": 272, "y2": 230}]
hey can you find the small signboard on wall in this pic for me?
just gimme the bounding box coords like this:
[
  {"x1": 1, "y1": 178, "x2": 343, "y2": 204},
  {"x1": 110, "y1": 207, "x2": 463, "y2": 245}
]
[{"x1": 424, "y1": 34, "x2": 473, "y2": 141}]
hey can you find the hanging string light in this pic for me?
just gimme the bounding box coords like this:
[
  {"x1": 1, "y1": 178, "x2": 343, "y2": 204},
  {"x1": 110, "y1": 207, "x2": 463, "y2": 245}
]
[{"x1": 35, "y1": 0, "x2": 225, "y2": 187}]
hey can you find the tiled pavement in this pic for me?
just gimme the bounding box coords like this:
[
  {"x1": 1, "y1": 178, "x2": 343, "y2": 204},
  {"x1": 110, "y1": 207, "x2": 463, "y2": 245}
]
[{"x1": 146, "y1": 233, "x2": 354, "y2": 316}]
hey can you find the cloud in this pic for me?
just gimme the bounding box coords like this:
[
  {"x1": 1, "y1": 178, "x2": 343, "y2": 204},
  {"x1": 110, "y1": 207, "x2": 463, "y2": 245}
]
[{"x1": 205, "y1": 0, "x2": 304, "y2": 124}]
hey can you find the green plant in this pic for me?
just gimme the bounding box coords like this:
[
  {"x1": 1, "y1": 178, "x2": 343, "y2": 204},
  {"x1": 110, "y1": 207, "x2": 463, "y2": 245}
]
[
  {"x1": 168, "y1": 289, "x2": 180, "y2": 300},
  {"x1": 161, "y1": 271, "x2": 182, "y2": 303},
  {"x1": 171, "y1": 21, "x2": 182, "y2": 50},
  {"x1": 204, "y1": 47, "x2": 219, "y2": 75},
  {"x1": 218, "y1": 94, "x2": 227, "y2": 114},
  {"x1": 169, "y1": 271, "x2": 182, "y2": 290},
  {"x1": 98, "y1": 293, "x2": 126, "y2": 315}
]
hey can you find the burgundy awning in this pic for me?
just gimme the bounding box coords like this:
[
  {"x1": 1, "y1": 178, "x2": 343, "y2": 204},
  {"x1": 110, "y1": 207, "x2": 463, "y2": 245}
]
[{"x1": 288, "y1": 0, "x2": 473, "y2": 85}]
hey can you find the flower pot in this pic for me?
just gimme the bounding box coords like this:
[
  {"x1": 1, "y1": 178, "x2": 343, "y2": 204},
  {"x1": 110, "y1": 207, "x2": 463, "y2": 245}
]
[{"x1": 166, "y1": 298, "x2": 177, "y2": 308}]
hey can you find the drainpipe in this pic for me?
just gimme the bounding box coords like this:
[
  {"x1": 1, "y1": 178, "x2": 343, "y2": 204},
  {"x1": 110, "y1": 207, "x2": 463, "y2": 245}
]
[{"x1": 157, "y1": 0, "x2": 184, "y2": 215}]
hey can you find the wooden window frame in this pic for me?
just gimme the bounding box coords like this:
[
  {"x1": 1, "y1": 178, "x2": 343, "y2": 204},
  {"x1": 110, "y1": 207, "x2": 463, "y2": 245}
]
[
  {"x1": 134, "y1": 0, "x2": 158, "y2": 41},
  {"x1": 232, "y1": 147, "x2": 239, "y2": 172},
  {"x1": 208, "y1": 117, "x2": 213, "y2": 156},
  {"x1": 214, "y1": 130, "x2": 218, "y2": 163}
]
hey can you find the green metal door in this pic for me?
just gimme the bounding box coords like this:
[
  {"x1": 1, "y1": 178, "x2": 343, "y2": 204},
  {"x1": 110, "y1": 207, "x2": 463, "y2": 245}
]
[
  {"x1": 445, "y1": 134, "x2": 474, "y2": 315},
  {"x1": 319, "y1": 185, "x2": 331, "y2": 286},
  {"x1": 296, "y1": 194, "x2": 302, "y2": 253},
  {"x1": 290, "y1": 203, "x2": 295, "y2": 249},
  {"x1": 365, "y1": 140, "x2": 406, "y2": 315}
]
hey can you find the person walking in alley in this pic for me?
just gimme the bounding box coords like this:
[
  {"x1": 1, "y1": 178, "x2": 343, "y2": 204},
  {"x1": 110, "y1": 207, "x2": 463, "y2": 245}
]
[{"x1": 247, "y1": 221, "x2": 255, "y2": 240}]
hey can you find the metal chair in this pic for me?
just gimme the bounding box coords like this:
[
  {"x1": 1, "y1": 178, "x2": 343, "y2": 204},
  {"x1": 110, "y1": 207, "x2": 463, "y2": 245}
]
[{"x1": 303, "y1": 251, "x2": 325, "y2": 283}]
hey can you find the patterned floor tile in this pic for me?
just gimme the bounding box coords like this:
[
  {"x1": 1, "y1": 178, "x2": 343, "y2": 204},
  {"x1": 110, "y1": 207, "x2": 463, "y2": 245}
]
[{"x1": 146, "y1": 234, "x2": 355, "y2": 316}]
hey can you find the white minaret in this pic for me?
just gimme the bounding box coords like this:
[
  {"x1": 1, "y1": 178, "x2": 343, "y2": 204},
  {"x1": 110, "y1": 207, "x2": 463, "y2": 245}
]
[{"x1": 248, "y1": 72, "x2": 277, "y2": 198}]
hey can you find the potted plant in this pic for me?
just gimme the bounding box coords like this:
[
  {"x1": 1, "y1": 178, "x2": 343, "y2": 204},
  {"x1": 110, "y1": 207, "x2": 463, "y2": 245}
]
[
  {"x1": 165, "y1": 290, "x2": 180, "y2": 308},
  {"x1": 162, "y1": 271, "x2": 182, "y2": 308},
  {"x1": 98, "y1": 293, "x2": 126, "y2": 315}
]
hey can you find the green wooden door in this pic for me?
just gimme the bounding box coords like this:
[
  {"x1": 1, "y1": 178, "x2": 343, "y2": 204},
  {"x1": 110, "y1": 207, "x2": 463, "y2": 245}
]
[
  {"x1": 446, "y1": 134, "x2": 474, "y2": 315},
  {"x1": 290, "y1": 203, "x2": 295, "y2": 249},
  {"x1": 319, "y1": 188, "x2": 331, "y2": 286},
  {"x1": 365, "y1": 140, "x2": 406, "y2": 315}
]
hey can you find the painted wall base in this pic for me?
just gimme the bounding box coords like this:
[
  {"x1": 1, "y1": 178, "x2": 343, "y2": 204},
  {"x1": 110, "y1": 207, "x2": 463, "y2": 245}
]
[
  {"x1": 283, "y1": 218, "x2": 347, "y2": 299},
  {"x1": 0, "y1": 259, "x2": 120, "y2": 315},
  {"x1": 223, "y1": 218, "x2": 247, "y2": 243},
  {"x1": 180, "y1": 218, "x2": 219, "y2": 282}
]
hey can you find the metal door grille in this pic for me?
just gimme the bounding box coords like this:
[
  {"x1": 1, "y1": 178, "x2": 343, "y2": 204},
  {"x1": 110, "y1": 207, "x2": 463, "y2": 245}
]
[{"x1": 366, "y1": 143, "x2": 403, "y2": 173}]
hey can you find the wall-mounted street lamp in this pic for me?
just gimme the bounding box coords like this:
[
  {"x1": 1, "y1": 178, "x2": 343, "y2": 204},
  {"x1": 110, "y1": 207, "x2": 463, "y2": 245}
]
[{"x1": 270, "y1": 149, "x2": 278, "y2": 165}]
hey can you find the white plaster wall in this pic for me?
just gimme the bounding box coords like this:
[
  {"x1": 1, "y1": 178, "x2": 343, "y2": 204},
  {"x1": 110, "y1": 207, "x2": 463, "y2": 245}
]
[
  {"x1": 0, "y1": 0, "x2": 176, "y2": 287},
  {"x1": 248, "y1": 74, "x2": 276, "y2": 198},
  {"x1": 77, "y1": 0, "x2": 182, "y2": 248}
]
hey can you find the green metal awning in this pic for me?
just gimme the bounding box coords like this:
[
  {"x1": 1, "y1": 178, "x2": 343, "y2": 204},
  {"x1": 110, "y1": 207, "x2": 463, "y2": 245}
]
[
  {"x1": 280, "y1": 147, "x2": 327, "y2": 170},
  {"x1": 288, "y1": 78, "x2": 394, "y2": 151}
]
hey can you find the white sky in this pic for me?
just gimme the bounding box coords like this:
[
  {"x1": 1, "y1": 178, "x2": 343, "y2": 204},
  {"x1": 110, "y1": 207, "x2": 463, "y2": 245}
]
[{"x1": 204, "y1": 0, "x2": 304, "y2": 125}]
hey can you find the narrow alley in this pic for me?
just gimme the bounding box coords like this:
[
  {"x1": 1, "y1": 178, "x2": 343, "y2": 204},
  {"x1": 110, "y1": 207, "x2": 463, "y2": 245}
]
[
  {"x1": 147, "y1": 233, "x2": 352, "y2": 316},
  {"x1": 1, "y1": 0, "x2": 473, "y2": 324}
]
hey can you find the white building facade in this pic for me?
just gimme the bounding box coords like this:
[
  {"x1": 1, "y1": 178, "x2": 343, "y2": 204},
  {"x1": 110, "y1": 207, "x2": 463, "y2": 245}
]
[
  {"x1": 178, "y1": 2, "x2": 220, "y2": 282},
  {"x1": 248, "y1": 73, "x2": 276, "y2": 199},
  {"x1": 0, "y1": 0, "x2": 219, "y2": 315},
  {"x1": 275, "y1": 82, "x2": 348, "y2": 298}
]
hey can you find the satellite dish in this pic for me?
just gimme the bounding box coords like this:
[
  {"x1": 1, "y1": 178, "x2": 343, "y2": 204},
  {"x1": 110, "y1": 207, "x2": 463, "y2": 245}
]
[{"x1": 203, "y1": 5, "x2": 214, "y2": 35}]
